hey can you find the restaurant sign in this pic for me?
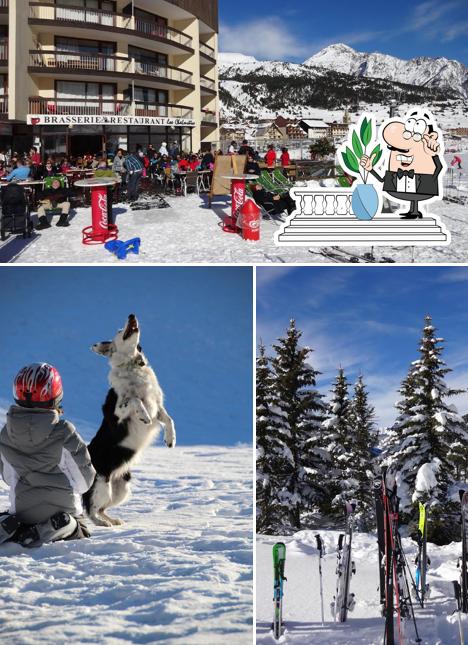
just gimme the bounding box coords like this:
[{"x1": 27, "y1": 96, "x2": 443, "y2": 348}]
[{"x1": 26, "y1": 115, "x2": 196, "y2": 127}]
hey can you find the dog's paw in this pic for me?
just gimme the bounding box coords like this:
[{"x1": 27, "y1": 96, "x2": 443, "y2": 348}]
[
  {"x1": 108, "y1": 517, "x2": 124, "y2": 526},
  {"x1": 164, "y1": 430, "x2": 176, "y2": 448},
  {"x1": 90, "y1": 515, "x2": 113, "y2": 528}
]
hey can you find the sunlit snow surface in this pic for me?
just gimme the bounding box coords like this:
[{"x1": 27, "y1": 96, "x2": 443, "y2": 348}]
[
  {"x1": 2, "y1": 152, "x2": 467, "y2": 265},
  {"x1": 257, "y1": 531, "x2": 466, "y2": 644},
  {"x1": 0, "y1": 445, "x2": 253, "y2": 644}
]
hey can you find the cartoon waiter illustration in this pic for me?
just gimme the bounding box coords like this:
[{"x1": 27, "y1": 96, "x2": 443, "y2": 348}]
[{"x1": 360, "y1": 110, "x2": 445, "y2": 219}]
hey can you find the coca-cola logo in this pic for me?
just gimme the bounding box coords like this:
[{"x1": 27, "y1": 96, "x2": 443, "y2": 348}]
[
  {"x1": 249, "y1": 219, "x2": 260, "y2": 230},
  {"x1": 233, "y1": 185, "x2": 245, "y2": 209},
  {"x1": 97, "y1": 192, "x2": 108, "y2": 229}
]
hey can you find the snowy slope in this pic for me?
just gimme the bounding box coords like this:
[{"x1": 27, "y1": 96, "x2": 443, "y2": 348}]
[
  {"x1": 257, "y1": 531, "x2": 466, "y2": 644},
  {"x1": 305, "y1": 44, "x2": 468, "y2": 98},
  {"x1": 0, "y1": 445, "x2": 253, "y2": 644}
]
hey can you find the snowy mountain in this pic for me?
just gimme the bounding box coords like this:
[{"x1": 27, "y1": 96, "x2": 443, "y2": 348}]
[
  {"x1": 305, "y1": 44, "x2": 468, "y2": 98},
  {"x1": 219, "y1": 47, "x2": 468, "y2": 126}
]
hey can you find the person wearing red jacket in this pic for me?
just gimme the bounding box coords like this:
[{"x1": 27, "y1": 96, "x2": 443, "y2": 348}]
[
  {"x1": 280, "y1": 147, "x2": 290, "y2": 168},
  {"x1": 265, "y1": 144, "x2": 277, "y2": 168}
]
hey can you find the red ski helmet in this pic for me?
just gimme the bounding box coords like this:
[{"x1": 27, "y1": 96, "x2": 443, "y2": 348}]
[{"x1": 13, "y1": 363, "x2": 63, "y2": 409}]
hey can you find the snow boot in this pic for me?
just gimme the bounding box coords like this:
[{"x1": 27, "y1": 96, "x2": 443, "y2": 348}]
[
  {"x1": 17, "y1": 512, "x2": 78, "y2": 548},
  {"x1": 56, "y1": 213, "x2": 70, "y2": 227},
  {"x1": 35, "y1": 216, "x2": 51, "y2": 230},
  {"x1": 0, "y1": 513, "x2": 22, "y2": 543}
]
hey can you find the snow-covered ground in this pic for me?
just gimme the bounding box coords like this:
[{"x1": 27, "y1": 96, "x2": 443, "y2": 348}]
[
  {"x1": 0, "y1": 445, "x2": 253, "y2": 644},
  {"x1": 1, "y1": 153, "x2": 467, "y2": 265},
  {"x1": 257, "y1": 531, "x2": 466, "y2": 644}
]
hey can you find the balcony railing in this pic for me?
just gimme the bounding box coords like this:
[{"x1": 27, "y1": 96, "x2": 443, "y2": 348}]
[
  {"x1": 0, "y1": 95, "x2": 7, "y2": 114},
  {"x1": 29, "y1": 51, "x2": 193, "y2": 84},
  {"x1": 200, "y1": 110, "x2": 217, "y2": 124},
  {"x1": 200, "y1": 75, "x2": 216, "y2": 92},
  {"x1": 0, "y1": 0, "x2": 7, "y2": 8},
  {"x1": 199, "y1": 41, "x2": 215, "y2": 58},
  {"x1": 0, "y1": 39, "x2": 7, "y2": 62},
  {"x1": 29, "y1": 4, "x2": 193, "y2": 49},
  {"x1": 28, "y1": 96, "x2": 194, "y2": 120}
]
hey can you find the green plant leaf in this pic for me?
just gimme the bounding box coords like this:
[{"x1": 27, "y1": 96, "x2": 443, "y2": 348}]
[
  {"x1": 373, "y1": 149, "x2": 383, "y2": 166},
  {"x1": 342, "y1": 147, "x2": 359, "y2": 173},
  {"x1": 352, "y1": 130, "x2": 363, "y2": 159},
  {"x1": 369, "y1": 143, "x2": 381, "y2": 166},
  {"x1": 360, "y1": 117, "x2": 368, "y2": 143},
  {"x1": 362, "y1": 119, "x2": 372, "y2": 147}
]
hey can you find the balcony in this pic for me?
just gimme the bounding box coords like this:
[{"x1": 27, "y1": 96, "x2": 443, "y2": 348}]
[
  {"x1": 199, "y1": 41, "x2": 215, "y2": 59},
  {"x1": 28, "y1": 96, "x2": 193, "y2": 120},
  {"x1": 0, "y1": 0, "x2": 7, "y2": 9},
  {"x1": 29, "y1": 4, "x2": 193, "y2": 54},
  {"x1": 0, "y1": 94, "x2": 7, "y2": 116},
  {"x1": 200, "y1": 109, "x2": 217, "y2": 126},
  {"x1": 0, "y1": 38, "x2": 7, "y2": 64},
  {"x1": 200, "y1": 75, "x2": 216, "y2": 94},
  {"x1": 28, "y1": 51, "x2": 194, "y2": 89}
]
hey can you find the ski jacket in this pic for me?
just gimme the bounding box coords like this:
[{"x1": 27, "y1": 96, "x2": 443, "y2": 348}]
[
  {"x1": 0, "y1": 406, "x2": 96, "y2": 524},
  {"x1": 265, "y1": 149, "x2": 277, "y2": 167}
]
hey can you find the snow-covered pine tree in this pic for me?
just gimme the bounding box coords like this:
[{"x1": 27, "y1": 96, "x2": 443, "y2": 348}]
[
  {"x1": 383, "y1": 315, "x2": 468, "y2": 543},
  {"x1": 347, "y1": 375, "x2": 378, "y2": 529},
  {"x1": 320, "y1": 367, "x2": 355, "y2": 520},
  {"x1": 271, "y1": 320, "x2": 327, "y2": 531},
  {"x1": 256, "y1": 343, "x2": 291, "y2": 534}
]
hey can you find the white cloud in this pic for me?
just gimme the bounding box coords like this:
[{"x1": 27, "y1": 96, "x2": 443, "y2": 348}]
[{"x1": 220, "y1": 17, "x2": 310, "y2": 61}]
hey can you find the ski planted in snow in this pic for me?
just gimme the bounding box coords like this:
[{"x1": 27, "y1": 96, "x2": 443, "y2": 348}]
[
  {"x1": 315, "y1": 534, "x2": 325, "y2": 626},
  {"x1": 415, "y1": 502, "x2": 430, "y2": 607},
  {"x1": 332, "y1": 501, "x2": 356, "y2": 623},
  {"x1": 453, "y1": 580, "x2": 465, "y2": 645},
  {"x1": 374, "y1": 475, "x2": 386, "y2": 609},
  {"x1": 272, "y1": 542, "x2": 287, "y2": 640},
  {"x1": 460, "y1": 490, "x2": 468, "y2": 614},
  {"x1": 382, "y1": 471, "x2": 422, "y2": 645}
]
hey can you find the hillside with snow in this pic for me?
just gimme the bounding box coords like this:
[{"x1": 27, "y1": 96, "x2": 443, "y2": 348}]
[
  {"x1": 0, "y1": 444, "x2": 253, "y2": 644},
  {"x1": 219, "y1": 46, "x2": 468, "y2": 128},
  {"x1": 257, "y1": 531, "x2": 466, "y2": 644},
  {"x1": 305, "y1": 44, "x2": 468, "y2": 98}
]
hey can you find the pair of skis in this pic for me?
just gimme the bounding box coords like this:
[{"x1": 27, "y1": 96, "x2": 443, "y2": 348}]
[
  {"x1": 453, "y1": 489, "x2": 468, "y2": 645},
  {"x1": 375, "y1": 471, "x2": 422, "y2": 645},
  {"x1": 414, "y1": 502, "x2": 430, "y2": 608},
  {"x1": 331, "y1": 501, "x2": 357, "y2": 622},
  {"x1": 272, "y1": 542, "x2": 287, "y2": 640}
]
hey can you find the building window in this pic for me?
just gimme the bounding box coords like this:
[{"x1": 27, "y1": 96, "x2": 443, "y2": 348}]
[
  {"x1": 128, "y1": 46, "x2": 167, "y2": 68},
  {"x1": 56, "y1": 81, "x2": 117, "y2": 114},
  {"x1": 123, "y1": 5, "x2": 168, "y2": 37},
  {"x1": 55, "y1": 37, "x2": 116, "y2": 55}
]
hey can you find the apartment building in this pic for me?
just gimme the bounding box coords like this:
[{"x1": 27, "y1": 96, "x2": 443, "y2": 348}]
[{"x1": 0, "y1": 0, "x2": 218, "y2": 156}]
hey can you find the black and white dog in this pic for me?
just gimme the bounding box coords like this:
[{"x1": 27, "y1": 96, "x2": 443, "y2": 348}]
[{"x1": 83, "y1": 314, "x2": 176, "y2": 527}]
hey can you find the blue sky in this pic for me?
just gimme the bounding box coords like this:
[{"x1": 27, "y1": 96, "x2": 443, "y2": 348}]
[
  {"x1": 257, "y1": 266, "x2": 468, "y2": 428},
  {"x1": 219, "y1": 0, "x2": 468, "y2": 65},
  {"x1": 0, "y1": 267, "x2": 253, "y2": 446}
]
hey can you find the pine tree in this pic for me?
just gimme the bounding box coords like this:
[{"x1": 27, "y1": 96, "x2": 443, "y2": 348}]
[
  {"x1": 382, "y1": 315, "x2": 468, "y2": 543},
  {"x1": 347, "y1": 375, "x2": 379, "y2": 529},
  {"x1": 320, "y1": 368, "x2": 355, "y2": 519},
  {"x1": 256, "y1": 343, "x2": 291, "y2": 534},
  {"x1": 271, "y1": 320, "x2": 327, "y2": 531}
]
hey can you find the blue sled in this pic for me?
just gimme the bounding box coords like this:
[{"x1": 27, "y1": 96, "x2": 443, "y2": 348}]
[{"x1": 105, "y1": 237, "x2": 141, "y2": 260}]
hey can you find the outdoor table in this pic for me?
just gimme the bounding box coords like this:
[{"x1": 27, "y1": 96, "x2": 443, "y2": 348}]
[
  {"x1": 222, "y1": 174, "x2": 258, "y2": 233},
  {"x1": 0, "y1": 179, "x2": 45, "y2": 209},
  {"x1": 174, "y1": 171, "x2": 188, "y2": 197},
  {"x1": 74, "y1": 177, "x2": 119, "y2": 245}
]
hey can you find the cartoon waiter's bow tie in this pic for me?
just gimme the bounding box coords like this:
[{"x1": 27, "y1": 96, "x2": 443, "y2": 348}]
[{"x1": 397, "y1": 168, "x2": 415, "y2": 179}]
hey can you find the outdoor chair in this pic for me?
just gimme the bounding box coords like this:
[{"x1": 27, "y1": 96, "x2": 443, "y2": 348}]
[{"x1": 273, "y1": 168, "x2": 293, "y2": 189}]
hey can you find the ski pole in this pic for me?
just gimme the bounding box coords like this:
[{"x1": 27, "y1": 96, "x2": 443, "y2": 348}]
[
  {"x1": 315, "y1": 534, "x2": 325, "y2": 626},
  {"x1": 453, "y1": 580, "x2": 465, "y2": 645}
]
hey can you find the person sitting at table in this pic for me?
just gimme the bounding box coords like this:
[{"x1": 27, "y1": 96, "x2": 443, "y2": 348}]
[
  {"x1": 245, "y1": 153, "x2": 260, "y2": 176},
  {"x1": 35, "y1": 177, "x2": 71, "y2": 229},
  {"x1": 35, "y1": 159, "x2": 58, "y2": 180},
  {"x1": 265, "y1": 144, "x2": 277, "y2": 168},
  {"x1": 4, "y1": 159, "x2": 31, "y2": 182},
  {"x1": 60, "y1": 157, "x2": 72, "y2": 173},
  {"x1": 29, "y1": 147, "x2": 41, "y2": 167},
  {"x1": 189, "y1": 154, "x2": 200, "y2": 171},
  {"x1": 0, "y1": 161, "x2": 6, "y2": 178},
  {"x1": 250, "y1": 182, "x2": 295, "y2": 216}
]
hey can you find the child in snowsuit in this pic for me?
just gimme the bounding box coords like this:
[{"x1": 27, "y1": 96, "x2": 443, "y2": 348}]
[{"x1": 0, "y1": 363, "x2": 96, "y2": 547}]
